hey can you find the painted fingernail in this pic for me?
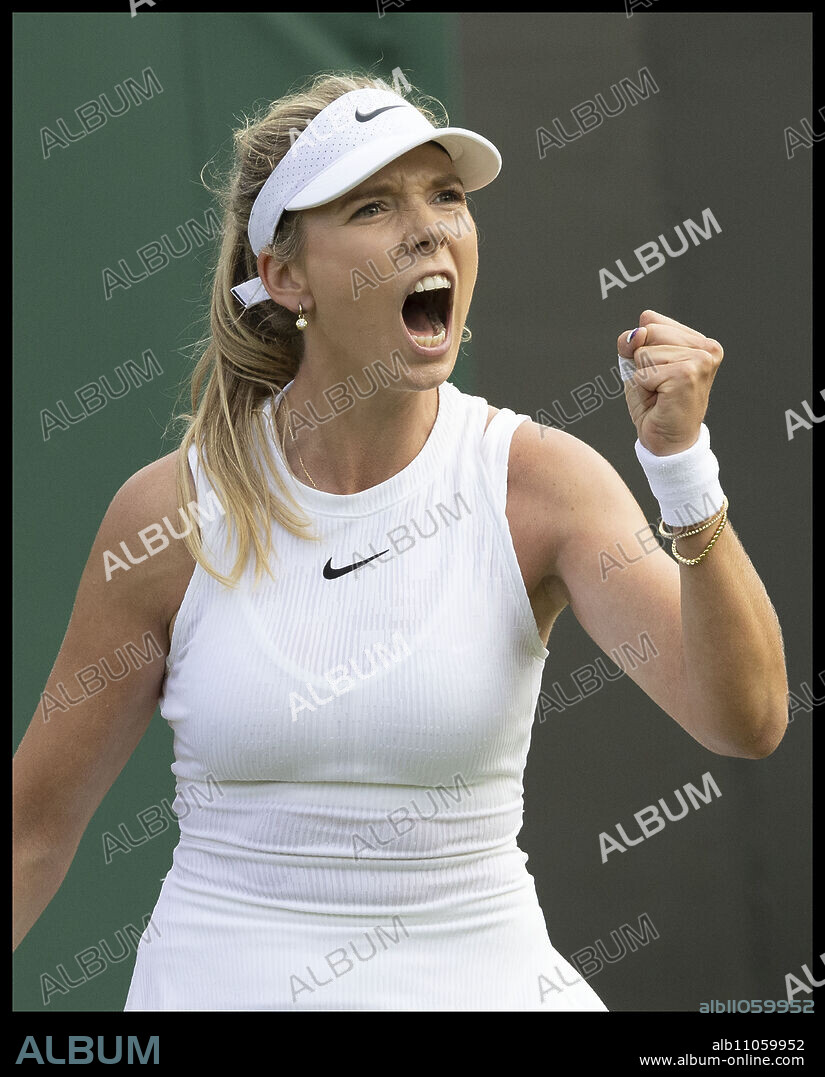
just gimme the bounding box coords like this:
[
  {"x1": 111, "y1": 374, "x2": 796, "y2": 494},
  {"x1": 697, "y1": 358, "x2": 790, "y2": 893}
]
[{"x1": 627, "y1": 328, "x2": 640, "y2": 344}]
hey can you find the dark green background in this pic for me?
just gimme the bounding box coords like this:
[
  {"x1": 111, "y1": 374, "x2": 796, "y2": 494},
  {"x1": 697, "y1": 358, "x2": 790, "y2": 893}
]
[
  {"x1": 14, "y1": 12, "x2": 812, "y2": 1013},
  {"x1": 14, "y1": 11, "x2": 461, "y2": 1012}
]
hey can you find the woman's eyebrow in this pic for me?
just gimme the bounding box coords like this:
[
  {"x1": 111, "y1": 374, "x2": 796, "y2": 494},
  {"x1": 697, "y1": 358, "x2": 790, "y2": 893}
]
[{"x1": 337, "y1": 173, "x2": 465, "y2": 211}]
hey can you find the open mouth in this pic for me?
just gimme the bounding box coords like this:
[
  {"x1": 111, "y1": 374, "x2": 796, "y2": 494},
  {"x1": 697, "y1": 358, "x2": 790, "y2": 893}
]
[{"x1": 400, "y1": 273, "x2": 453, "y2": 350}]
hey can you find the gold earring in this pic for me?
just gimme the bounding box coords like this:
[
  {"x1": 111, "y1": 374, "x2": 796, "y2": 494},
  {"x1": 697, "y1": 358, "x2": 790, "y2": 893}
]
[{"x1": 296, "y1": 304, "x2": 308, "y2": 330}]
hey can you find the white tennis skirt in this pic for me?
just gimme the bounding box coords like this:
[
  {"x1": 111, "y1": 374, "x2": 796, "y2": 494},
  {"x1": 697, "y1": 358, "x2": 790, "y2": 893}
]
[{"x1": 123, "y1": 834, "x2": 609, "y2": 1012}]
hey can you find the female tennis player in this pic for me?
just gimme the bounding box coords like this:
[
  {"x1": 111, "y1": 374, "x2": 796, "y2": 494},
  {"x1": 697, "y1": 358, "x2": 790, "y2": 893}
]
[{"x1": 13, "y1": 73, "x2": 789, "y2": 1011}]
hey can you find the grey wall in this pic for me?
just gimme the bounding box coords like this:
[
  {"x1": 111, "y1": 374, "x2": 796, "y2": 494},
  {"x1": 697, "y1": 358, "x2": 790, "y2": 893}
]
[{"x1": 460, "y1": 11, "x2": 813, "y2": 1010}]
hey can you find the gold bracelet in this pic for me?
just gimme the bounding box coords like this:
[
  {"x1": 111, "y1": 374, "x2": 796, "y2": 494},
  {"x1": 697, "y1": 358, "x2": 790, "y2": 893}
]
[
  {"x1": 671, "y1": 504, "x2": 728, "y2": 566},
  {"x1": 659, "y1": 497, "x2": 728, "y2": 540}
]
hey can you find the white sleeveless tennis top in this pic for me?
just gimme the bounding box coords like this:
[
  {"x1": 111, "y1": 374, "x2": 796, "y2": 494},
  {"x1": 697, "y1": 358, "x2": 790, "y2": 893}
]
[{"x1": 124, "y1": 378, "x2": 609, "y2": 1012}]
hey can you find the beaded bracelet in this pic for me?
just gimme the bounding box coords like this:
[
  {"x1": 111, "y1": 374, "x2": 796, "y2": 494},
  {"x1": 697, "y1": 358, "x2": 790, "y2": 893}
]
[
  {"x1": 658, "y1": 497, "x2": 729, "y2": 541},
  {"x1": 670, "y1": 502, "x2": 729, "y2": 566}
]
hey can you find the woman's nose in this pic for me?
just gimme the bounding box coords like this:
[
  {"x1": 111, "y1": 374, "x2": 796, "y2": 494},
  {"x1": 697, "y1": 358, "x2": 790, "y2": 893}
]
[{"x1": 403, "y1": 207, "x2": 450, "y2": 257}]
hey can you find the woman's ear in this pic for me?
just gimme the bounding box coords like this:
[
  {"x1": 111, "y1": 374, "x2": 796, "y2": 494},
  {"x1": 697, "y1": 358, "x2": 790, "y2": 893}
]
[{"x1": 256, "y1": 249, "x2": 310, "y2": 311}]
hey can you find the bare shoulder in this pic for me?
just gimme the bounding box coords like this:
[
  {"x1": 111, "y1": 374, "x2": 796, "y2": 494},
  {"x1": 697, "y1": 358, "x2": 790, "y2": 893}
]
[
  {"x1": 506, "y1": 418, "x2": 650, "y2": 588},
  {"x1": 109, "y1": 443, "x2": 196, "y2": 529},
  {"x1": 509, "y1": 418, "x2": 625, "y2": 506},
  {"x1": 90, "y1": 447, "x2": 197, "y2": 634}
]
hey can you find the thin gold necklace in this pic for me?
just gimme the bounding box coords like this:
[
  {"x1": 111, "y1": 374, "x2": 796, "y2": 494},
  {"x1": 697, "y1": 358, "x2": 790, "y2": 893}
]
[{"x1": 276, "y1": 389, "x2": 317, "y2": 490}]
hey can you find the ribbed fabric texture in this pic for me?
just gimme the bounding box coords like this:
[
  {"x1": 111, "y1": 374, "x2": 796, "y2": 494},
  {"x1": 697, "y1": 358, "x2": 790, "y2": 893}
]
[{"x1": 124, "y1": 379, "x2": 608, "y2": 1012}]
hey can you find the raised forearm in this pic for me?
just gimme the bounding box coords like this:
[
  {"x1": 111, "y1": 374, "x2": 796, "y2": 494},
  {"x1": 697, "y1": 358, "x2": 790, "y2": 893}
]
[{"x1": 672, "y1": 516, "x2": 788, "y2": 758}]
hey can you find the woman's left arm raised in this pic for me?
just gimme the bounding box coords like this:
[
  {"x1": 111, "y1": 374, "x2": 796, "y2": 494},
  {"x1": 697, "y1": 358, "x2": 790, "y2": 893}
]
[{"x1": 517, "y1": 309, "x2": 788, "y2": 759}]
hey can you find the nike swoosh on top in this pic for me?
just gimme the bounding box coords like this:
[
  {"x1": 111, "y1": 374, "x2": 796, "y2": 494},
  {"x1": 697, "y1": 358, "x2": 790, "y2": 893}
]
[
  {"x1": 354, "y1": 105, "x2": 406, "y2": 123},
  {"x1": 323, "y1": 550, "x2": 391, "y2": 579}
]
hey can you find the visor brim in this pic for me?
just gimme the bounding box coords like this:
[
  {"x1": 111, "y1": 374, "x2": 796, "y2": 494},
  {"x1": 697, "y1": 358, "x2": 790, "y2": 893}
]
[{"x1": 284, "y1": 127, "x2": 502, "y2": 214}]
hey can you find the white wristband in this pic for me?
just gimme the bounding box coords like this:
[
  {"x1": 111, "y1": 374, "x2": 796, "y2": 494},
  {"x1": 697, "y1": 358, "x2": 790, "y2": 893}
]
[{"x1": 634, "y1": 423, "x2": 726, "y2": 527}]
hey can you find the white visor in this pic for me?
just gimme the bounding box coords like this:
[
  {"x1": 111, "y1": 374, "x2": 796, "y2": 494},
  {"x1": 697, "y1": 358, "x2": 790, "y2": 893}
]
[{"x1": 231, "y1": 86, "x2": 502, "y2": 308}]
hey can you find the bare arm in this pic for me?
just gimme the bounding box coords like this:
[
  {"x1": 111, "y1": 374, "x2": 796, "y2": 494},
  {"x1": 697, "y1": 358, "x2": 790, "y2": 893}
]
[
  {"x1": 511, "y1": 420, "x2": 788, "y2": 759},
  {"x1": 13, "y1": 449, "x2": 196, "y2": 950}
]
